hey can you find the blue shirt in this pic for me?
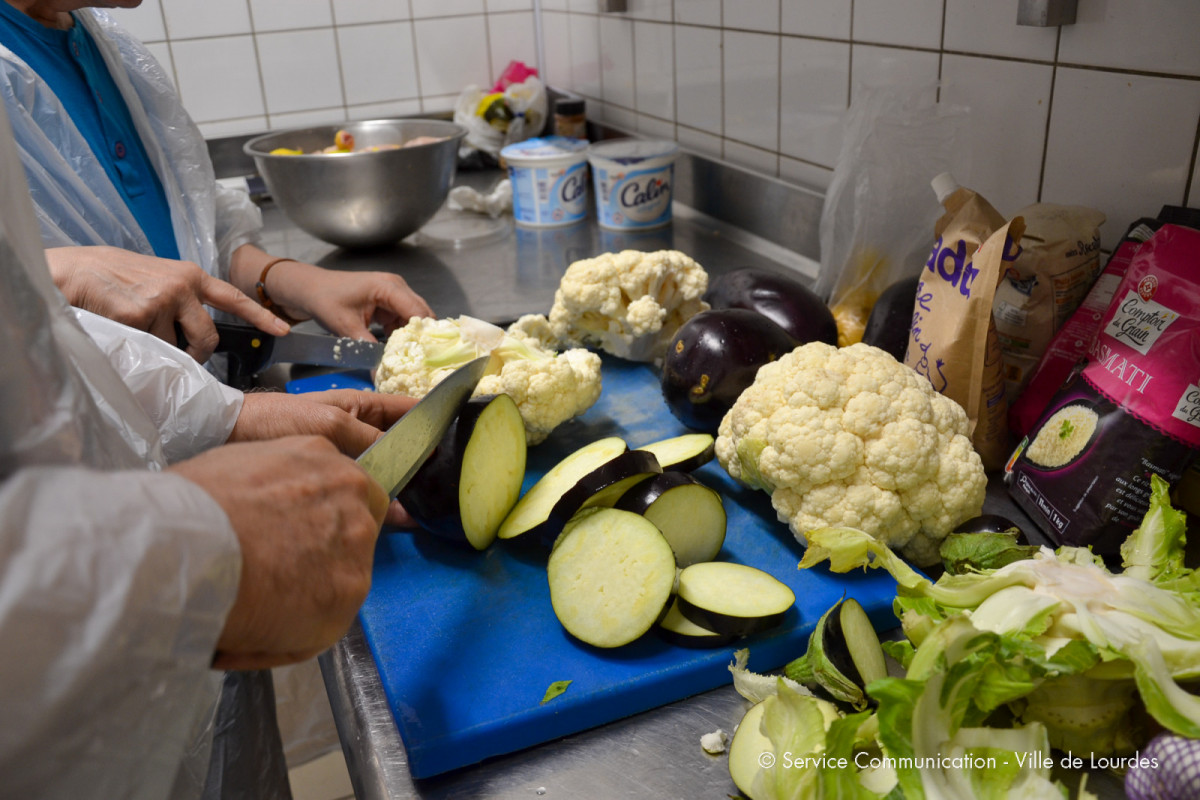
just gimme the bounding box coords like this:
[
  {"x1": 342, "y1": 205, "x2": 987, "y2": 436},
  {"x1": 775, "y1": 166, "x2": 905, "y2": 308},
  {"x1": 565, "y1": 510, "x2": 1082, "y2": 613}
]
[{"x1": 0, "y1": 6, "x2": 179, "y2": 259}]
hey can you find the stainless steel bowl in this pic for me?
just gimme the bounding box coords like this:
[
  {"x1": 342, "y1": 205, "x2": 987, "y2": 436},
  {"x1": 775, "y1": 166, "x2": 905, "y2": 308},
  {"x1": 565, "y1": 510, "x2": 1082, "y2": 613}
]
[{"x1": 244, "y1": 119, "x2": 467, "y2": 249}]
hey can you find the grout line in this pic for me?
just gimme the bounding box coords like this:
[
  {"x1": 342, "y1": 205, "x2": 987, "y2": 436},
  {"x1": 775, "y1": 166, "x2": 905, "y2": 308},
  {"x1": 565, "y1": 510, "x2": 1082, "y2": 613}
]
[
  {"x1": 1035, "y1": 24, "x2": 1064, "y2": 204},
  {"x1": 1184, "y1": 112, "x2": 1200, "y2": 207}
]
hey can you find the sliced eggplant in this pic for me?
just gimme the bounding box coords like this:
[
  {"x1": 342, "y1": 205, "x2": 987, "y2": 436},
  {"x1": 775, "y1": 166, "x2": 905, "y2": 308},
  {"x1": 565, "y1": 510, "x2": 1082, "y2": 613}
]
[
  {"x1": 727, "y1": 700, "x2": 771, "y2": 798},
  {"x1": 547, "y1": 508, "x2": 676, "y2": 648},
  {"x1": 397, "y1": 394, "x2": 526, "y2": 550},
  {"x1": 675, "y1": 562, "x2": 795, "y2": 637},
  {"x1": 783, "y1": 598, "x2": 887, "y2": 710},
  {"x1": 633, "y1": 433, "x2": 716, "y2": 473},
  {"x1": 656, "y1": 598, "x2": 737, "y2": 649},
  {"x1": 615, "y1": 472, "x2": 726, "y2": 567}
]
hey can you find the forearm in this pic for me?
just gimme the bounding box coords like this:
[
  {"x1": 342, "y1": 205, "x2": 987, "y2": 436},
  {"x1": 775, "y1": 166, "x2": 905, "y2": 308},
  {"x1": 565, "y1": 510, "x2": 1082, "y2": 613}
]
[{"x1": 229, "y1": 243, "x2": 321, "y2": 321}]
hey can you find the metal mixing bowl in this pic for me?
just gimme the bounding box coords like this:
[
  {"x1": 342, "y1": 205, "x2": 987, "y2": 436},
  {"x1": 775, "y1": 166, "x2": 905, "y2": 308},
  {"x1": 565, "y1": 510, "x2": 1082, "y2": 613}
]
[{"x1": 244, "y1": 119, "x2": 467, "y2": 249}]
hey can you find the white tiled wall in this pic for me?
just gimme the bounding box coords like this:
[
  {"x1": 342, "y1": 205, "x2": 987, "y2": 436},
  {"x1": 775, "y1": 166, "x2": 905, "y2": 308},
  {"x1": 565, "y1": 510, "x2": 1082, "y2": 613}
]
[
  {"x1": 116, "y1": 0, "x2": 1200, "y2": 247},
  {"x1": 113, "y1": 0, "x2": 539, "y2": 140}
]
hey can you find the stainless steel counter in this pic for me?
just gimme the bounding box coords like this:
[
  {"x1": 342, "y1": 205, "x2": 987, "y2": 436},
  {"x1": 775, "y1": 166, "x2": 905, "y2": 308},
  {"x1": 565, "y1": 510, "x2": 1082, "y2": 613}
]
[{"x1": 259, "y1": 168, "x2": 1125, "y2": 800}]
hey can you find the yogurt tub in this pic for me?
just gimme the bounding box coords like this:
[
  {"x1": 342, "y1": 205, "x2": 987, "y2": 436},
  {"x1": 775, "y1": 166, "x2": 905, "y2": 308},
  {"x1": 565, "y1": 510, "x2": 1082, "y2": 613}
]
[
  {"x1": 500, "y1": 136, "x2": 590, "y2": 228},
  {"x1": 587, "y1": 139, "x2": 679, "y2": 231}
]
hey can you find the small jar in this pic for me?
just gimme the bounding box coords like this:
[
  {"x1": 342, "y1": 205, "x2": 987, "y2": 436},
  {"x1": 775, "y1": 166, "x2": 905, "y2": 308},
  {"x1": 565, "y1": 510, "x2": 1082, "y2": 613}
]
[{"x1": 553, "y1": 96, "x2": 587, "y2": 141}]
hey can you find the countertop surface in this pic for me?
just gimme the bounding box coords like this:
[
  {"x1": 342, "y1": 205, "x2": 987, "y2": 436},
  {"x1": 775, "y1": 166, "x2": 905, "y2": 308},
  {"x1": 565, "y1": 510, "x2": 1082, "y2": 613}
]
[{"x1": 258, "y1": 170, "x2": 1127, "y2": 800}]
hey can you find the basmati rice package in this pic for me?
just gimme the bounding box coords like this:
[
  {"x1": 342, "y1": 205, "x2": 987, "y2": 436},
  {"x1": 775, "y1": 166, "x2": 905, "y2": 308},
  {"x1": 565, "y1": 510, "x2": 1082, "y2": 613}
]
[{"x1": 1006, "y1": 223, "x2": 1200, "y2": 552}]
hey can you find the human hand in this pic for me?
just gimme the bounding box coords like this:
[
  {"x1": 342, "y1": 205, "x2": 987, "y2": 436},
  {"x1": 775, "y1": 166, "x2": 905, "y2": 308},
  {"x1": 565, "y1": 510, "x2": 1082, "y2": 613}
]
[
  {"x1": 168, "y1": 436, "x2": 388, "y2": 670},
  {"x1": 46, "y1": 245, "x2": 289, "y2": 362},
  {"x1": 229, "y1": 389, "x2": 420, "y2": 525}
]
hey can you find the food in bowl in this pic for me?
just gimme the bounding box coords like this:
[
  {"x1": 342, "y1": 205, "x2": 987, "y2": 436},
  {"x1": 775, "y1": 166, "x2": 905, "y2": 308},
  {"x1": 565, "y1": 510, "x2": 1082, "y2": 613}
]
[
  {"x1": 1024, "y1": 403, "x2": 1100, "y2": 468},
  {"x1": 270, "y1": 128, "x2": 450, "y2": 156}
]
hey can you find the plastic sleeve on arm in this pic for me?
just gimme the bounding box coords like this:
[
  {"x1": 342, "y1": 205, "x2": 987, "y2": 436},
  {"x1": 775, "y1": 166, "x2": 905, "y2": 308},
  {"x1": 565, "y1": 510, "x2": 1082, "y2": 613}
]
[
  {"x1": 75, "y1": 308, "x2": 243, "y2": 461},
  {"x1": 0, "y1": 466, "x2": 240, "y2": 798}
]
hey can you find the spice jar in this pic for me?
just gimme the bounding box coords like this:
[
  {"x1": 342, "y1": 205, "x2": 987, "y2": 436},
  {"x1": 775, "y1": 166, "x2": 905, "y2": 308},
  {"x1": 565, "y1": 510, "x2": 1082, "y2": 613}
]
[{"x1": 553, "y1": 96, "x2": 587, "y2": 141}]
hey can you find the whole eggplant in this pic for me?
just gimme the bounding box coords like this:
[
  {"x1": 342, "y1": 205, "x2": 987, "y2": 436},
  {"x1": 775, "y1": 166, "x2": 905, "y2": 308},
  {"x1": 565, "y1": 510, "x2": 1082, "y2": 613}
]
[
  {"x1": 861, "y1": 275, "x2": 920, "y2": 361},
  {"x1": 661, "y1": 308, "x2": 797, "y2": 434},
  {"x1": 704, "y1": 267, "x2": 838, "y2": 346}
]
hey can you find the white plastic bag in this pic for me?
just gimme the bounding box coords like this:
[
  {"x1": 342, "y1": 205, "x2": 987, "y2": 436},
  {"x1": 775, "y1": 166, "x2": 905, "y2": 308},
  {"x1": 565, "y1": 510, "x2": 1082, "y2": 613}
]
[
  {"x1": 816, "y1": 80, "x2": 971, "y2": 346},
  {"x1": 453, "y1": 77, "x2": 548, "y2": 160}
]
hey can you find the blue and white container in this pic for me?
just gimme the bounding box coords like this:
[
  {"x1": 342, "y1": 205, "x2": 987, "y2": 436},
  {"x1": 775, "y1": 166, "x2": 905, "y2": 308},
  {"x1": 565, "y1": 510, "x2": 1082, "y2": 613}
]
[
  {"x1": 500, "y1": 136, "x2": 590, "y2": 228},
  {"x1": 587, "y1": 139, "x2": 679, "y2": 231}
]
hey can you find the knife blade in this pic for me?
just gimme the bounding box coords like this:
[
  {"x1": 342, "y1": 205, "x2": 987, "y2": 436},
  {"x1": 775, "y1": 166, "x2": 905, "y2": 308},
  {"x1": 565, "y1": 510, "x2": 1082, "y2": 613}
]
[
  {"x1": 357, "y1": 355, "x2": 491, "y2": 498},
  {"x1": 202, "y1": 320, "x2": 385, "y2": 375}
]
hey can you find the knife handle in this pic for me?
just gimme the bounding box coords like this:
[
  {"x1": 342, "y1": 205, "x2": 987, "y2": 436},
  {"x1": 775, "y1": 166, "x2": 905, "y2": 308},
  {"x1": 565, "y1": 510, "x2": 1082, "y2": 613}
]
[{"x1": 174, "y1": 321, "x2": 276, "y2": 380}]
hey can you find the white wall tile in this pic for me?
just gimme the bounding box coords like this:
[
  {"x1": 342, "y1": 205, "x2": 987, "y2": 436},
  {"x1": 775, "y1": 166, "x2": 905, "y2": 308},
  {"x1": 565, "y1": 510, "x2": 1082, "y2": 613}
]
[
  {"x1": 411, "y1": 0, "x2": 486, "y2": 18},
  {"x1": 350, "y1": 99, "x2": 424, "y2": 119},
  {"x1": 597, "y1": 102, "x2": 638, "y2": 132},
  {"x1": 258, "y1": 29, "x2": 344, "y2": 114},
  {"x1": 171, "y1": 35, "x2": 264, "y2": 122},
  {"x1": 250, "y1": 0, "x2": 332, "y2": 32},
  {"x1": 413, "y1": 16, "x2": 491, "y2": 96},
  {"x1": 626, "y1": 0, "x2": 673, "y2": 23},
  {"x1": 198, "y1": 116, "x2": 267, "y2": 138},
  {"x1": 487, "y1": 12, "x2": 539, "y2": 82},
  {"x1": 943, "y1": 0, "x2": 1056, "y2": 62},
  {"x1": 487, "y1": 0, "x2": 534, "y2": 11},
  {"x1": 724, "y1": 140, "x2": 778, "y2": 177},
  {"x1": 566, "y1": 0, "x2": 594, "y2": 12},
  {"x1": 677, "y1": 126, "x2": 721, "y2": 160},
  {"x1": 853, "y1": 0, "x2": 943, "y2": 49},
  {"x1": 599, "y1": 16, "x2": 636, "y2": 109},
  {"x1": 637, "y1": 114, "x2": 675, "y2": 138},
  {"x1": 268, "y1": 107, "x2": 348, "y2": 129},
  {"x1": 113, "y1": 0, "x2": 166, "y2": 43},
  {"x1": 333, "y1": 0, "x2": 411, "y2": 25},
  {"x1": 723, "y1": 30, "x2": 779, "y2": 151},
  {"x1": 780, "y1": 37, "x2": 848, "y2": 169},
  {"x1": 781, "y1": 0, "x2": 849, "y2": 39},
  {"x1": 634, "y1": 21, "x2": 674, "y2": 120},
  {"x1": 1059, "y1": 1, "x2": 1200, "y2": 78},
  {"x1": 724, "y1": 0, "x2": 778, "y2": 33},
  {"x1": 569, "y1": 14, "x2": 602, "y2": 98},
  {"x1": 541, "y1": 0, "x2": 568, "y2": 10},
  {"x1": 160, "y1": 0, "x2": 251, "y2": 39},
  {"x1": 675, "y1": 25, "x2": 722, "y2": 135},
  {"x1": 780, "y1": 155, "x2": 833, "y2": 192},
  {"x1": 421, "y1": 94, "x2": 460, "y2": 115},
  {"x1": 338, "y1": 23, "x2": 419, "y2": 106},
  {"x1": 144, "y1": 42, "x2": 175, "y2": 88},
  {"x1": 674, "y1": 0, "x2": 720, "y2": 26},
  {"x1": 1043, "y1": 68, "x2": 1200, "y2": 246},
  {"x1": 541, "y1": 12, "x2": 573, "y2": 89},
  {"x1": 940, "y1": 55, "x2": 1051, "y2": 218},
  {"x1": 849, "y1": 44, "x2": 940, "y2": 102}
]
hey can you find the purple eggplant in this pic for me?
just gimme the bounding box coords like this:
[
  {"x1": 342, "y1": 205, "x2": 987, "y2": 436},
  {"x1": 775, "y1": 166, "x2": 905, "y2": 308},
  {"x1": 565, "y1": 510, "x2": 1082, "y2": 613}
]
[
  {"x1": 661, "y1": 308, "x2": 797, "y2": 434},
  {"x1": 704, "y1": 267, "x2": 838, "y2": 346}
]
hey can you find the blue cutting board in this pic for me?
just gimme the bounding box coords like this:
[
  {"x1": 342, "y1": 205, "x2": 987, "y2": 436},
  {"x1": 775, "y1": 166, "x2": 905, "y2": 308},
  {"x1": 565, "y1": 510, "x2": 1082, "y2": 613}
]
[{"x1": 291, "y1": 358, "x2": 900, "y2": 778}]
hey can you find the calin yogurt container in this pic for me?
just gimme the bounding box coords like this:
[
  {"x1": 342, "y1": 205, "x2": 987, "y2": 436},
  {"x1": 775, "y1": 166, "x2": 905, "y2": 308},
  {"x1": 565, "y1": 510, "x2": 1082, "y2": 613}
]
[
  {"x1": 500, "y1": 136, "x2": 590, "y2": 228},
  {"x1": 587, "y1": 139, "x2": 679, "y2": 231}
]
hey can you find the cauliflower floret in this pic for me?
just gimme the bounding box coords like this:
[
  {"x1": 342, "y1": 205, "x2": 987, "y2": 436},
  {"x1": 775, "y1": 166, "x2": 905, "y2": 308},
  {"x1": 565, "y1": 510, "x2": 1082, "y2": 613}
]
[
  {"x1": 375, "y1": 316, "x2": 601, "y2": 445},
  {"x1": 716, "y1": 342, "x2": 985, "y2": 566},
  {"x1": 547, "y1": 249, "x2": 709, "y2": 364}
]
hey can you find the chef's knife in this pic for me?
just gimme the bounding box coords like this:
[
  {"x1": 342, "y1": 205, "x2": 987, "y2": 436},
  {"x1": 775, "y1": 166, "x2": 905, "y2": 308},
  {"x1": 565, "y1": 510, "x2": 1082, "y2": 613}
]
[
  {"x1": 175, "y1": 320, "x2": 384, "y2": 376},
  {"x1": 357, "y1": 355, "x2": 491, "y2": 498}
]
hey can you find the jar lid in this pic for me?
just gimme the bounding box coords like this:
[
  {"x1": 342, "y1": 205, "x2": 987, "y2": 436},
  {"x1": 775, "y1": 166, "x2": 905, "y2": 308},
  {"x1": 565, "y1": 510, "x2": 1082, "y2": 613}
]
[
  {"x1": 555, "y1": 96, "x2": 586, "y2": 115},
  {"x1": 587, "y1": 138, "x2": 679, "y2": 165},
  {"x1": 500, "y1": 136, "x2": 590, "y2": 162}
]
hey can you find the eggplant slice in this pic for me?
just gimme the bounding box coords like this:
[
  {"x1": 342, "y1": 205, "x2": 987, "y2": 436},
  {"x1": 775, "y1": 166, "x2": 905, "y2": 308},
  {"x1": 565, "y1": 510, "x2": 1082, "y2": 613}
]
[
  {"x1": 675, "y1": 562, "x2": 795, "y2": 637},
  {"x1": 398, "y1": 394, "x2": 526, "y2": 550},
  {"x1": 633, "y1": 433, "x2": 716, "y2": 473},
  {"x1": 497, "y1": 437, "x2": 629, "y2": 543},
  {"x1": 547, "y1": 508, "x2": 676, "y2": 648},
  {"x1": 615, "y1": 471, "x2": 726, "y2": 567},
  {"x1": 656, "y1": 598, "x2": 737, "y2": 648}
]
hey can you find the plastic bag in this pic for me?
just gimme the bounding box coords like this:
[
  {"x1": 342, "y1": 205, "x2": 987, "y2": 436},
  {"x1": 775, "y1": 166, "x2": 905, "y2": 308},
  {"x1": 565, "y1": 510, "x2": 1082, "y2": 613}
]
[
  {"x1": 816, "y1": 81, "x2": 970, "y2": 346},
  {"x1": 453, "y1": 67, "x2": 548, "y2": 162}
]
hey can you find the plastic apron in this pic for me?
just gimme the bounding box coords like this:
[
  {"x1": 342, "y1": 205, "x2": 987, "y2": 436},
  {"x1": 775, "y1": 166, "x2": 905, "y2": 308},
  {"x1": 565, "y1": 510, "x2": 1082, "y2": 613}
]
[{"x1": 0, "y1": 96, "x2": 249, "y2": 798}]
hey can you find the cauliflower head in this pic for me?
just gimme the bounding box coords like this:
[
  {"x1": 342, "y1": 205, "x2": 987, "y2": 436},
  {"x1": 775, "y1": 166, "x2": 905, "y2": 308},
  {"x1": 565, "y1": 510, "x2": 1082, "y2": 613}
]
[
  {"x1": 375, "y1": 315, "x2": 601, "y2": 445},
  {"x1": 715, "y1": 342, "x2": 985, "y2": 565},
  {"x1": 547, "y1": 249, "x2": 709, "y2": 363}
]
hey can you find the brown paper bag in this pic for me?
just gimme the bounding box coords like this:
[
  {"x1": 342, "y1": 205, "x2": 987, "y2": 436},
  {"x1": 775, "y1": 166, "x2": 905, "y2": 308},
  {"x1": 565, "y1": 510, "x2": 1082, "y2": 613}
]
[{"x1": 905, "y1": 187, "x2": 1024, "y2": 470}]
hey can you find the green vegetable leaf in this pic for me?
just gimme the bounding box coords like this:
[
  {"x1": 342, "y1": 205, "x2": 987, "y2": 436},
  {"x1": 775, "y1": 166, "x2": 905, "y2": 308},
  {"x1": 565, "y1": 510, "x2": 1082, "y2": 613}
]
[
  {"x1": 939, "y1": 531, "x2": 1039, "y2": 574},
  {"x1": 540, "y1": 680, "x2": 572, "y2": 704},
  {"x1": 1058, "y1": 419, "x2": 1075, "y2": 440},
  {"x1": 1120, "y1": 473, "x2": 1191, "y2": 588}
]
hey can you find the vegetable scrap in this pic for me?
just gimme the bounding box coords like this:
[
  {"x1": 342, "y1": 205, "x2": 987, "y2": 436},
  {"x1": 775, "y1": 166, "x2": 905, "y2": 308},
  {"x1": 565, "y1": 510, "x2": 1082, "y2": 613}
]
[{"x1": 540, "y1": 680, "x2": 572, "y2": 705}]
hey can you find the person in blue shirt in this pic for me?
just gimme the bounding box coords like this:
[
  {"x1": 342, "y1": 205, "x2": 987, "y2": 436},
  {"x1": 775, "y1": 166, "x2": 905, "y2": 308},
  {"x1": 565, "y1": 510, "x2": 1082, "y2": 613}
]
[{"x1": 0, "y1": 0, "x2": 433, "y2": 363}]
